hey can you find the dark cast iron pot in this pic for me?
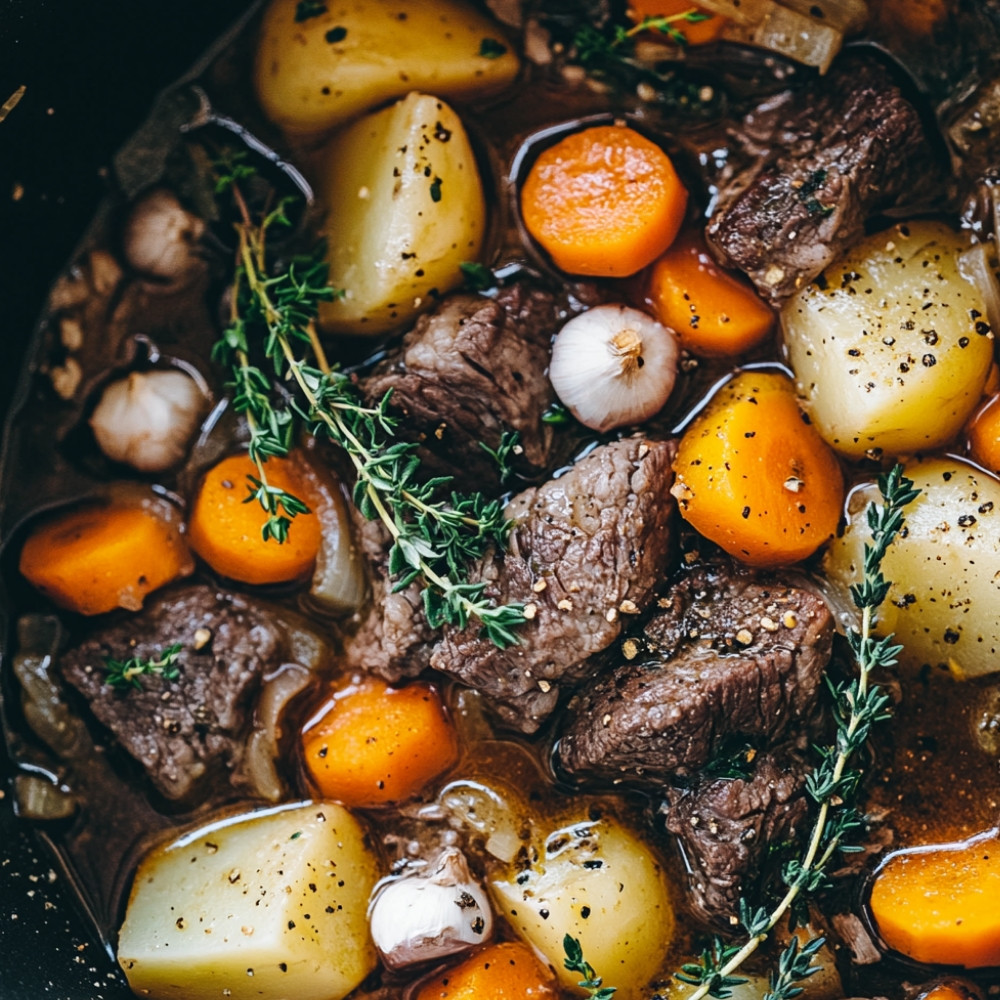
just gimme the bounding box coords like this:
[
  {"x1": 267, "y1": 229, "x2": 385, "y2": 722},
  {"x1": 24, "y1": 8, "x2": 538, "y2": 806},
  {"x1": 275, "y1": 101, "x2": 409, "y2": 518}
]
[{"x1": 0, "y1": 4, "x2": 250, "y2": 996}]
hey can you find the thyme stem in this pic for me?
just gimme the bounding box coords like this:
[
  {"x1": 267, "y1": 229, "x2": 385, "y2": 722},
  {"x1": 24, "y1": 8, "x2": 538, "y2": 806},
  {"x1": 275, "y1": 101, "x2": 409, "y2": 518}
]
[{"x1": 678, "y1": 466, "x2": 918, "y2": 1000}]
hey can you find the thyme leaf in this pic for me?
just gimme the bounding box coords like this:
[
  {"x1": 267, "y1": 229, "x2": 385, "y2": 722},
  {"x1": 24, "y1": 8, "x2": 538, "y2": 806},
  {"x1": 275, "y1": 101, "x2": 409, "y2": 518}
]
[
  {"x1": 563, "y1": 934, "x2": 617, "y2": 999},
  {"x1": 104, "y1": 644, "x2": 183, "y2": 691},
  {"x1": 210, "y1": 159, "x2": 526, "y2": 648},
  {"x1": 676, "y1": 464, "x2": 918, "y2": 1000},
  {"x1": 479, "y1": 429, "x2": 522, "y2": 485}
]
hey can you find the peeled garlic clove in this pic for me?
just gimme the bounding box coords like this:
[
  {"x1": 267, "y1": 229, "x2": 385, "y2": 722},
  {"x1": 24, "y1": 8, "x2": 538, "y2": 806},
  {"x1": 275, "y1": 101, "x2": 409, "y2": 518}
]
[
  {"x1": 548, "y1": 304, "x2": 679, "y2": 432},
  {"x1": 90, "y1": 370, "x2": 207, "y2": 473},
  {"x1": 122, "y1": 189, "x2": 206, "y2": 287},
  {"x1": 368, "y1": 847, "x2": 493, "y2": 969}
]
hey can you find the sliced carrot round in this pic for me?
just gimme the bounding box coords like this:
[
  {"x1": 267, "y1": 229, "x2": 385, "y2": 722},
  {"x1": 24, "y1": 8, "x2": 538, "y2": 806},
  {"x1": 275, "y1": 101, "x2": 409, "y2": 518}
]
[
  {"x1": 302, "y1": 677, "x2": 459, "y2": 808},
  {"x1": 629, "y1": 0, "x2": 727, "y2": 46},
  {"x1": 188, "y1": 452, "x2": 321, "y2": 585},
  {"x1": 671, "y1": 371, "x2": 844, "y2": 567},
  {"x1": 966, "y1": 393, "x2": 1000, "y2": 472},
  {"x1": 520, "y1": 124, "x2": 687, "y2": 277},
  {"x1": 19, "y1": 502, "x2": 193, "y2": 616},
  {"x1": 414, "y1": 942, "x2": 558, "y2": 1000},
  {"x1": 869, "y1": 832, "x2": 1000, "y2": 968},
  {"x1": 648, "y1": 229, "x2": 774, "y2": 357}
]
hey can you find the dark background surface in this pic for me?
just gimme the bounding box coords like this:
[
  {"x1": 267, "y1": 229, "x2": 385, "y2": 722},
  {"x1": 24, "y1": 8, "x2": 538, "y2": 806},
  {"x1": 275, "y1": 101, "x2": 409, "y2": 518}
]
[{"x1": 0, "y1": 2, "x2": 249, "y2": 996}]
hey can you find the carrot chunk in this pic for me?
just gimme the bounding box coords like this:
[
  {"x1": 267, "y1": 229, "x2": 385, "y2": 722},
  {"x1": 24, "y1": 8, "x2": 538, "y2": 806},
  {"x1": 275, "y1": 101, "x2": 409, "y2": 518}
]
[
  {"x1": 966, "y1": 393, "x2": 1000, "y2": 472},
  {"x1": 671, "y1": 371, "x2": 843, "y2": 567},
  {"x1": 302, "y1": 677, "x2": 459, "y2": 808},
  {"x1": 629, "y1": 0, "x2": 727, "y2": 46},
  {"x1": 647, "y1": 230, "x2": 774, "y2": 357},
  {"x1": 414, "y1": 942, "x2": 558, "y2": 1000},
  {"x1": 187, "y1": 453, "x2": 321, "y2": 585},
  {"x1": 869, "y1": 831, "x2": 1000, "y2": 968},
  {"x1": 520, "y1": 124, "x2": 687, "y2": 277},
  {"x1": 19, "y1": 502, "x2": 193, "y2": 616}
]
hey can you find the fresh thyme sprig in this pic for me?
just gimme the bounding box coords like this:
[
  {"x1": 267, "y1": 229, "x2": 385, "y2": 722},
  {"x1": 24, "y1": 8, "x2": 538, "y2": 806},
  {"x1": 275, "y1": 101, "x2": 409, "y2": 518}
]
[
  {"x1": 479, "y1": 429, "x2": 522, "y2": 486},
  {"x1": 563, "y1": 933, "x2": 616, "y2": 999},
  {"x1": 104, "y1": 644, "x2": 183, "y2": 691},
  {"x1": 210, "y1": 157, "x2": 526, "y2": 648},
  {"x1": 676, "y1": 464, "x2": 919, "y2": 1000}
]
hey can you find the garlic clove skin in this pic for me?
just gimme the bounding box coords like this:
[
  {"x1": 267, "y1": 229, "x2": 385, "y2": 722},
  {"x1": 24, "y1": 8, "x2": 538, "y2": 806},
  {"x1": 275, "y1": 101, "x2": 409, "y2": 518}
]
[
  {"x1": 368, "y1": 847, "x2": 493, "y2": 970},
  {"x1": 90, "y1": 370, "x2": 207, "y2": 473},
  {"x1": 548, "y1": 304, "x2": 680, "y2": 432},
  {"x1": 122, "y1": 189, "x2": 206, "y2": 288}
]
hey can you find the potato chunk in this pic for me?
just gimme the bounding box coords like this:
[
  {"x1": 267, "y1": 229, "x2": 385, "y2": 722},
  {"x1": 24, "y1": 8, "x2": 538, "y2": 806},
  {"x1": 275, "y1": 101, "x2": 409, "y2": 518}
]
[
  {"x1": 254, "y1": 0, "x2": 520, "y2": 135},
  {"x1": 825, "y1": 457, "x2": 1000, "y2": 677},
  {"x1": 118, "y1": 801, "x2": 379, "y2": 1000},
  {"x1": 490, "y1": 815, "x2": 673, "y2": 997},
  {"x1": 782, "y1": 221, "x2": 993, "y2": 458},
  {"x1": 318, "y1": 92, "x2": 486, "y2": 336}
]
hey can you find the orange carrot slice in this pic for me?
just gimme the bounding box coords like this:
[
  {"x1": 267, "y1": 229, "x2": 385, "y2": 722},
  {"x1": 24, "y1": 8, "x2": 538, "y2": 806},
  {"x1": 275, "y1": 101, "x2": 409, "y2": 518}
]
[
  {"x1": 187, "y1": 452, "x2": 321, "y2": 585},
  {"x1": 520, "y1": 124, "x2": 687, "y2": 277},
  {"x1": 302, "y1": 677, "x2": 459, "y2": 808},
  {"x1": 869, "y1": 830, "x2": 1000, "y2": 968},
  {"x1": 647, "y1": 229, "x2": 774, "y2": 357},
  {"x1": 20, "y1": 502, "x2": 192, "y2": 616},
  {"x1": 671, "y1": 371, "x2": 844, "y2": 567},
  {"x1": 414, "y1": 942, "x2": 558, "y2": 1000}
]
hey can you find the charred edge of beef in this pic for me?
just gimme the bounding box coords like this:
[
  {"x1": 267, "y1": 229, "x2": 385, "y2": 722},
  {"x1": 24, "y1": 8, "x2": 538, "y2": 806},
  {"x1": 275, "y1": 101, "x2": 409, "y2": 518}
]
[
  {"x1": 428, "y1": 436, "x2": 679, "y2": 733},
  {"x1": 706, "y1": 58, "x2": 939, "y2": 301},
  {"x1": 663, "y1": 745, "x2": 811, "y2": 930},
  {"x1": 557, "y1": 563, "x2": 833, "y2": 780},
  {"x1": 360, "y1": 283, "x2": 561, "y2": 490},
  {"x1": 59, "y1": 585, "x2": 289, "y2": 803}
]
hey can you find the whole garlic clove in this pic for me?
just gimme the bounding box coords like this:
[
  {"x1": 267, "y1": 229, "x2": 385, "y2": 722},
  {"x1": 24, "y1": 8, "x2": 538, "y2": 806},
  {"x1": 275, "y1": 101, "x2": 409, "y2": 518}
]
[
  {"x1": 122, "y1": 189, "x2": 206, "y2": 288},
  {"x1": 548, "y1": 304, "x2": 680, "y2": 432},
  {"x1": 368, "y1": 847, "x2": 493, "y2": 970},
  {"x1": 90, "y1": 369, "x2": 207, "y2": 473}
]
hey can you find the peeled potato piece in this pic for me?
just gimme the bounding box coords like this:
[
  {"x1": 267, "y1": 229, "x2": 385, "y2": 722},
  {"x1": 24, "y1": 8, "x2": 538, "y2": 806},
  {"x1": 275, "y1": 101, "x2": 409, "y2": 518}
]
[
  {"x1": 254, "y1": 0, "x2": 520, "y2": 135},
  {"x1": 782, "y1": 221, "x2": 994, "y2": 459},
  {"x1": 825, "y1": 456, "x2": 1000, "y2": 677},
  {"x1": 318, "y1": 92, "x2": 486, "y2": 336},
  {"x1": 490, "y1": 814, "x2": 673, "y2": 998},
  {"x1": 117, "y1": 801, "x2": 379, "y2": 1000}
]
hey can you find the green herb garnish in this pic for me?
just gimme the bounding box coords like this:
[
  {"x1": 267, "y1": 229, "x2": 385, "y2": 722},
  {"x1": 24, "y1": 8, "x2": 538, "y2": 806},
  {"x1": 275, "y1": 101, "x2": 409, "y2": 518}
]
[
  {"x1": 563, "y1": 934, "x2": 616, "y2": 999},
  {"x1": 210, "y1": 157, "x2": 526, "y2": 649},
  {"x1": 479, "y1": 37, "x2": 508, "y2": 59},
  {"x1": 104, "y1": 644, "x2": 183, "y2": 691},
  {"x1": 429, "y1": 176, "x2": 443, "y2": 202},
  {"x1": 676, "y1": 464, "x2": 919, "y2": 1000},
  {"x1": 294, "y1": 0, "x2": 327, "y2": 22},
  {"x1": 459, "y1": 260, "x2": 496, "y2": 291},
  {"x1": 479, "y1": 430, "x2": 522, "y2": 486}
]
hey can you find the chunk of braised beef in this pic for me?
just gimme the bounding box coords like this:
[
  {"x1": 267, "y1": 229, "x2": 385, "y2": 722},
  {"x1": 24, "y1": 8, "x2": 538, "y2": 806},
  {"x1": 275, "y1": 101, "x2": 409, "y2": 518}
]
[
  {"x1": 663, "y1": 746, "x2": 811, "y2": 930},
  {"x1": 341, "y1": 507, "x2": 436, "y2": 681},
  {"x1": 556, "y1": 565, "x2": 832, "y2": 780},
  {"x1": 707, "y1": 58, "x2": 938, "y2": 301},
  {"x1": 59, "y1": 586, "x2": 292, "y2": 802},
  {"x1": 429, "y1": 436, "x2": 678, "y2": 733},
  {"x1": 360, "y1": 283, "x2": 561, "y2": 490}
]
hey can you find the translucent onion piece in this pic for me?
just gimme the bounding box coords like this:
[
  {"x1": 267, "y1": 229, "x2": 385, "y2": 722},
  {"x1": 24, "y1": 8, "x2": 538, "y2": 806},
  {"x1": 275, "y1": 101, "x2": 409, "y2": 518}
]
[
  {"x1": 434, "y1": 780, "x2": 526, "y2": 862},
  {"x1": 243, "y1": 664, "x2": 312, "y2": 802},
  {"x1": 959, "y1": 242, "x2": 1000, "y2": 339},
  {"x1": 12, "y1": 615, "x2": 91, "y2": 761},
  {"x1": 14, "y1": 774, "x2": 76, "y2": 821}
]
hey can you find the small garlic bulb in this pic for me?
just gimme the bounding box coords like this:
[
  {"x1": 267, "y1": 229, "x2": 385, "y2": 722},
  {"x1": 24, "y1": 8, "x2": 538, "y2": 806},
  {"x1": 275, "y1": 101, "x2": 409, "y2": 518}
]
[
  {"x1": 122, "y1": 189, "x2": 206, "y2": 287},
  {"x1": 548, "y1": 304, "x2": 679, "y2": 432},
  {"x1": 90, "y1": 370, "x2": 206, "y2": 472},
  {"x1": 368, "y1": 847, "x2": 493, "y2": 969}
]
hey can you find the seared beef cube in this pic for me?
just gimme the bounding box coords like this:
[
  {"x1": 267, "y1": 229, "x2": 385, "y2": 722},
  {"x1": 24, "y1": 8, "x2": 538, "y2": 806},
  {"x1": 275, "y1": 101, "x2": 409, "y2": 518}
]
[
  {"x1": 342, "y1": 510, "x2": 436, "y2": 681},
  {"x1": 707, "y1": 59, "x2": 938, "y2": 301},
  {"x1": 429, "y1": 436, "x2": 678, "y2": 732},
  {"x1": 663, "y1": 747, "x2": 811, "y2": 929},
  {"x1": 361, "y1": 283, "x2": 560, "y2": 489},
  {"x1": 557, "y1": 566, "x2": 832, "y2": 779},
  {"x1": 60, "y1": 586, "x2": 291, "y2": 801}
]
